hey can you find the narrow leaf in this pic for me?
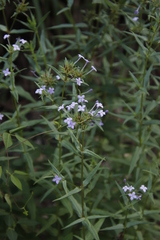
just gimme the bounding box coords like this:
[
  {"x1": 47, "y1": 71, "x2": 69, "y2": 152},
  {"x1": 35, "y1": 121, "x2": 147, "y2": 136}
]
[
  {"x1": 11, "y1": 175, "x2": 22, "y2": 191},
  {"x1": 144, "y1": 65, "x2": 153, "y2": 88},
  {"x1": 0, "y1": 166, "x2": 2, "y2": 178},
  {"x1": 3, "y1": 132, "x2": 13, "y2": 149},
  {"x1": 128, "y1": 147, "x2": 142, "y2": 175},
  {"x1": 15, "y1": 134, "x2": 34, "y2": 149},
  {"x1": 83, "y1": 160, "x2": 103, "y2": 187}
]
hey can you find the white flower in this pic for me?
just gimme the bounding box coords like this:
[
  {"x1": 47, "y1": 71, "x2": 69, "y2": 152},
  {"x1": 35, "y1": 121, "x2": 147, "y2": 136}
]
[
  {"x1": 35, "y1": 87, "x2": 45, "y2": 95},
  {"x1": 3, "y1": 34, "x2": 10, "y2": 39},
  {"x1": 56, "y1": 75, "x2": 60, "y2": 80},
  {"x1": 96, "y1": 100, "x2": 103, "y2": 108},
  {"x1": 91, "y1": 65, "x2": 97, "y2": 72},
  {"x1": 78, "y1": 105, "x2": 85, "y2": 112},
  {"x1": 128, "y1": 185, "x2": 135, "y2": 192},
  {"x1": 0, "y1": 113, "x2": 4, "y2": 120},
  {"x1": 133, "y1": 17, "x2": 138, "y2": 22},
  {"x1": 76, "y1": 77, "x2": 83, "y2": 86},
  {"x1": 3, "y1": 68, "x2": 11, "y2": 76},
  {"x1": 58, "y1": 104, "x2": 64, "y2": 111},
  {"x1": 122, "y1": 186, "x2": 129, "y2": 192},
  {"x1": 140, "y1": 185, "x2": 147, "y2": 193},
  {"x1": 20, "y1": 39, "x2": 27, "y2": 44},
  {"x1": 13, "y1": 44, "x2": 20, "y2": 51},
  {"x1": 128, "y1": 191, "x2": 137, "y2": 201},
  {"x1": 78, "y1": 95, "x2": 88, "y2": 104},
  {"x1": 97, "y1": 110, "x2": 105, "y2": 117},
  {"x1": 89, "y1": 110, "x2": 95, "y2": 116}
]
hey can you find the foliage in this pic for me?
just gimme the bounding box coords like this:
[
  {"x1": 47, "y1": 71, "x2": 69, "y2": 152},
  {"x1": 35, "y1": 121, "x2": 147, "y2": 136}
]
[{"x1": 0, "y1": 0, "x2": 160, "y2": 239}]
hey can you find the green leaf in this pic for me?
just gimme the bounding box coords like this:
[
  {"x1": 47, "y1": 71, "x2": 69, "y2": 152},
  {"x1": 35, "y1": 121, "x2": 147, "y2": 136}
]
[
  {"x1": 4, "y1": 194, "x2": 12, "y2": 211},
  {"x1": 128, "y1": 147, "x2": 142, "y2": 175},
  {"x1": 0, "y1": 24, "x2": 7, "y2": 31},
  {"x1": 0, "y1": 166, "x2": 2, "y2": 178},
  {"x1": 14, "y1": 170, "x2": 28, "y2": 176},
  {"x1": 83, "y1": 160, "x2": 103, "y2": 188},
  {"x1": 144, "y1": 65, "x2": 153, "y2": 88},
  {"x1": 129, "y1": 71, "x2": 140, "y2": 87},
  {"x1": 102, "y1": 223, "x2": 124, "y2": 231},
  {"x1": 126, "y1": 221, "x2": 149, "y2": 228},
  {"x1": 16, "y1": 86, "x2": 36, "y2": 102},
  {"x1": 63, "y1": 217, "x2": 85, "y2": 229},
  {"x1": 86, "y1": 219, "x2": 105, "y2": 240},
  {"x1": 37, "y1": 11, "x2": 50, "y2": 29},
  {"x1": 62, "y1": 180, "x2": 82, "y2": 217},
  {"x1": 83, "y1": 149, "x2": 103, "y2": 160},
  {"x1": 11, "y1": 175, "x2": 22, "y2": 191},
  {"x1": 57, "y1": 7, "x2": 69, "y2": 15},
  {"x1": 67, "y1": 0, "x2": 74, "y2": 8},
  {"x1": 54, "y1": 186, "x2": 81, "y2": 202},
  {"x1": 3, "y1": 132, "x2": 13, "y2": 149},
  {"x1": 7, "y1": 229, "x2": 18, "y2": 240},
  {"x1": 10, "y1": 29, "x2": 32, "y2": 33},
  {"x1": 15, "y1": 134, "x2": 34, "y2": 149},
  {"x1": 84, "y1": 219, "x2": 100, "y2": 240},
  {"x1": 36, "y1": 214, "x2": 57, "y2": 236}
]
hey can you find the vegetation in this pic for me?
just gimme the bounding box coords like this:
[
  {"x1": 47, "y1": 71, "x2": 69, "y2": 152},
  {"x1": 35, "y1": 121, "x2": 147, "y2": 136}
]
[{"x1": 0, "y1": 0, "x2": 160, "y2": 239}]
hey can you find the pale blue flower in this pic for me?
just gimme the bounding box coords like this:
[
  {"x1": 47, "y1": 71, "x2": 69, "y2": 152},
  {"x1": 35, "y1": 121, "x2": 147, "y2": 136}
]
[
  {"x1": 134, "y1": 5, "x2": 140, "y2": 15},
  {"x1": 64, "y1": 117, "x2": 76, "y2": 129},
  {"x1": 66, "y1": 102, "x2": 77, "y2": 111},
  {"x1": 52, "y1": 175, "x2": 61, "y2": 184},
  {"x1": 47, "y1": 87, "x2": 54, "y2": 94},
  {"x1": 3, "y1": 68, "x2": 11, "y2": 76}
]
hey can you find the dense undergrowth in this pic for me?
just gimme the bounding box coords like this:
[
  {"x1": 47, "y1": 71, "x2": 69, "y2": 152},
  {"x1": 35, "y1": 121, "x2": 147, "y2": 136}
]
[{"x1": 0, "y1": 0, "x2": 160, "y2": 239}]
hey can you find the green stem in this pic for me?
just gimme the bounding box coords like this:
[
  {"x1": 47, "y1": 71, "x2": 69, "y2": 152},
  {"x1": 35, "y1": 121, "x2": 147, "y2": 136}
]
[
  {"x1": 2, "y1": 9, "x2": 8, "y2": 30},
  {"x1": 36, "y1": 29, "x2": 48, "y2": 69},
  {"x1": 139, "y1": 26, "x2": 159, "y2": 146},
  {"x1": 58, "y1": 81, "x2": 66, "y2": 170},
  {"x1": 81, "y1": 130, "x2": 85, "y2": 239}
]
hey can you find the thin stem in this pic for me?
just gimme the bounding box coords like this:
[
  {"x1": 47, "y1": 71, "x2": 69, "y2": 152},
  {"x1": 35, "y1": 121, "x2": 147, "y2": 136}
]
[
  {"x1": 81, "y1": 130, "x2": 85, "y2": 240},
  {"x1": 36, "y1": 29, "x2": 48, "y2": 69},
  {"x1": 58, "y1": 81, "x2": 66, "y2": 170},
  {"x1": 2, "y1": 9, "x2": 8, "y2": 30},
  {"x1": 139, "y1": 26, "x2": 158, "y2": 145}
]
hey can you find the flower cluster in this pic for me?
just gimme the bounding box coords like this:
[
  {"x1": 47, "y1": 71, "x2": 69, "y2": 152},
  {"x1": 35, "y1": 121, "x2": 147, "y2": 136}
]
[
  {"x1": 3, "y1": 34, "x2": 27, "y2": 51},
  {"x1": 123, "y1": 184, "x2": 147, "y2": 201},
  {"x1": 35, "y1": 85, "x2": 54, "y2": 95},
  {"x1": 60, "y1": 96, "x2": 107, "y2": 130}
]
